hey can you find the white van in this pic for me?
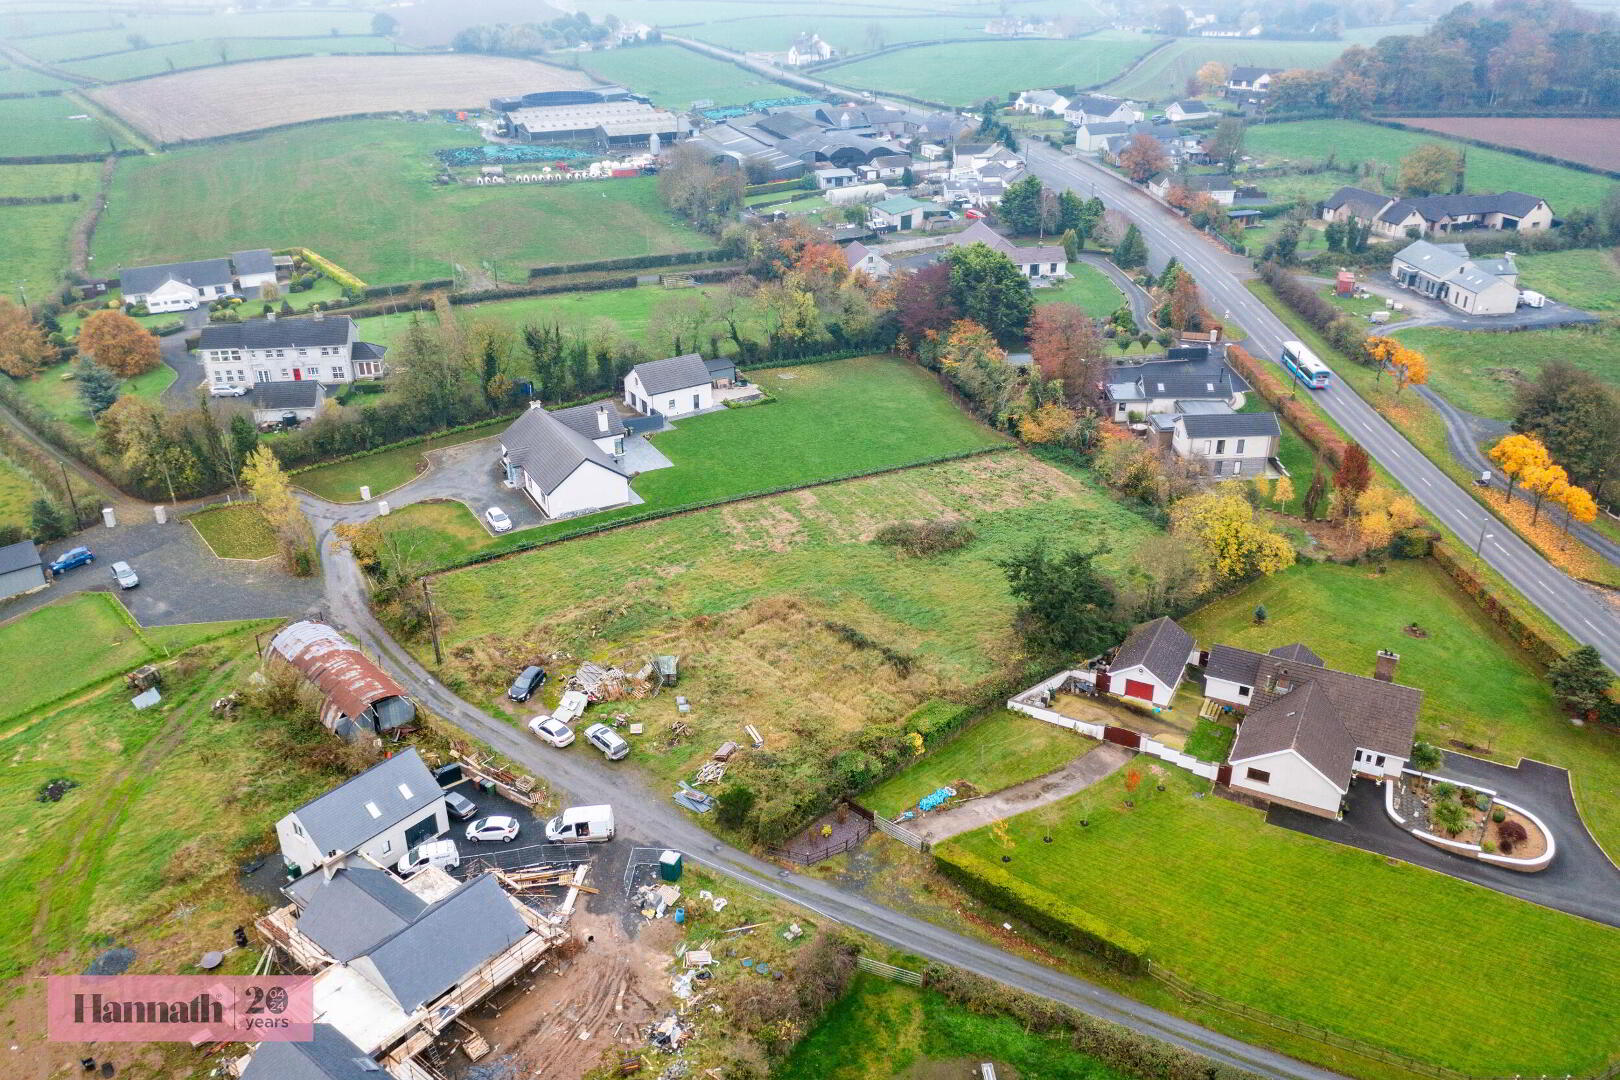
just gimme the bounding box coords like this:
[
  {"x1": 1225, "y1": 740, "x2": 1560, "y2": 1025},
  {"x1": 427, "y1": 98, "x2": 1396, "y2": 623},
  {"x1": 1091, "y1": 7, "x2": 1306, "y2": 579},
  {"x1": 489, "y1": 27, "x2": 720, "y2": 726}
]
[
  {"x1": 398, "y1": 839, "x2": 459, "y2": 875},
  {"x1": 544, "y1": 804, "x2": 615, "y2": 844}
]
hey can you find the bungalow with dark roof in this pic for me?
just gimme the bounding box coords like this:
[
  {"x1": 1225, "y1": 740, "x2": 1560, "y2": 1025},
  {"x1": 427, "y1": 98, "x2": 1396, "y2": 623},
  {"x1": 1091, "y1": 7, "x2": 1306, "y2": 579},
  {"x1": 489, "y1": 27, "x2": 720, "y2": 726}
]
[
  {"x1": 1319, "y1": 186, "x2": 1553, "y2": 239},
  {"x1": 119, "y1": 248, "x2": 276, "y2": 313},
  {"x1": 624, "y1": 352, "x2": 715, "y2": 417},
  {"x1": 499, "y1": 402, "x2": 631, "y2": 519},
  {"x1": 1165, "y1": 100, "x2": 1214, "y2": 122},
  {"x1": 1224, "y1": 66, "x2": 1282, "y2": 99}
]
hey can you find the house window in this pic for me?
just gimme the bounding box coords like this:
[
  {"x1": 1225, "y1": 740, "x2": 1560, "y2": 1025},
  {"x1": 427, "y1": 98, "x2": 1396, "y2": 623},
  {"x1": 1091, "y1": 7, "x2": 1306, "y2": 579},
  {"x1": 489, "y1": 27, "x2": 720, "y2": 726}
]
[
  {"x1": 330, "y1": 367, "x2": 345, "y2": 381},
  {"x1": 290, "y1": 821, "x2": 303, "y2": 836},
  {"x1": 692, "y1": 393, "x2": 701, "y2": 410},
  {"x1": 305, "y1": 367, "x2": 319, "y2": 379},
  {"x1": 1233, "y1": 460, "x2": 1243, "y2": 475},
  {"x1": 1245, "y1": 767, "x2": 1271, "y2": 784},
  {"x1": 1235, "y1": 439, "x2": 1246, "y2": 455},
  {"x1": 1214, "y1": 439, "x2": 1226, "y2": 455},
  {"x1": 1238, "y1": 685, "x2": 1250, "y2": 697},
  {"x1": 255, "y1": 369, "x2": 270, "y2": 382},
  {"x1": 279, "y1": 369, "x2": 290, "y2": 379},
  {"x1": 1376, "y1": 754, "x2": 1386, "y2": 767},
  {"x1": 379, "y1": 839, "x2": 391, "y2": 854},
  {"x1": 667, "y1": 399, "x2": 676, "y2": 412},
  {"x1": 212, "y1": 371, "x2": 225, "y2": 383}
]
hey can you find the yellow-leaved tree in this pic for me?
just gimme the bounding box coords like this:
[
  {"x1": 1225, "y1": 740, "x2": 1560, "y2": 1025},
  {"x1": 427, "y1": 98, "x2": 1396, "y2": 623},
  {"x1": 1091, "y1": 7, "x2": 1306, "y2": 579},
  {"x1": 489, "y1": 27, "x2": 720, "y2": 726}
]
[
  {"x1": 1521, "y1": 462, "x2": 1569, "y2": 526},
  {"x1": 0, "y1": 298, "x2": 52, "y2": 378},
  {"x1": 1169, "y1": 485, "x2": 1295, "y2": 583},
  {"x1": 1365, "y1": 336, "x2": 1430, "y2": 394},
  {"x1": 1487, "y1": 432, "x2": 1549, "y2": 506},
  {"x1": 242, "y1": 445, "x2": 316, "y2": 575},
  {"x1": 1559, "y1": 485, "x2": 1598, "y2": 547},
  {"x1": 1018, "y1": 402, "x2": 1077, "y2": 444},
  {"x1": 1353, "y1": 485, "x2": 1423, "y2": 551},
  {"x1": 1271, "y1": 474, "x2": 1295, "y2": 511}
]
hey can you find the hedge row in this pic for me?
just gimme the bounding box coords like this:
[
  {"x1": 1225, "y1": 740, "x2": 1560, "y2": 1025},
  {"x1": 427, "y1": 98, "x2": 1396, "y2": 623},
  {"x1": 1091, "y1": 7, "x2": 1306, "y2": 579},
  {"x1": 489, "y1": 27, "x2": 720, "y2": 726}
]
[
  {"x1": 1430, "y1": 541, "x2": 1564, "y2": 668},
  {"x1": 291, "y1": 246, "x2": 366, "y2": 291},
  {"x1": 933, "y1": 848, "x2": 1150, "y2": 974},
  {"x1": 0, "y1": 149, "x2": 139, "y2": 165},
  {"x1": 0, "y1": 193, "x2": 80, "y2": 206},
  {"x1": 440, "y1": 445, "x2": 1014, "y2": 571},
  {"x1": 738, "y1": 347, "x2": 869, "y2": 372},
  {"x1": 287, "y1": 414, "x2": 521, "y2": 478},
  {"x1": 744, "y1": 178, "x2": 803, "y2": 196},
  {"x1": 363, "y1": 279, "x2": 452, "y2": 299},
  {"x1": 1223, "y1": 345, "x2": 1347, "y2": 466},
  {"x1": 526, "y1": 249, "x2": 728, "y2": 279}
]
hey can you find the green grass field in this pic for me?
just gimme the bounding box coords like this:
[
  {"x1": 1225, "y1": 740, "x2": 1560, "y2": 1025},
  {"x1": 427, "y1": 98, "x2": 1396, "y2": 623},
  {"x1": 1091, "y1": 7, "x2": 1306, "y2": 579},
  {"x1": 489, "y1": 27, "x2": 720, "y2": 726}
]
[
  {"x1": 10, "y1": 9, "x2": 376, "y2": 59},
  {"x1": 1103, "y1": 27, "x2": 1428, "y2": 102},
  {"x1": 1037, "y1": 262, "x2": 1127, "y2": 317},
  {"x1": 778, "y1": 972, "x2": 1133, "y2": 1080},
  {"x1": 293, "y1": 419, "x2": 509, "y2": 502},
  {"x1": 412, "y1": 449, "x2": 1158, "y2": 786},
  {"x1": 0, "y1": 593, "x2": 149, "y2": 722},
  {"x1": 0, "y1": 198, "x2": 89, "y2": 305},
  {"x1": 93, "y1": 119, "x2": 710, "y2": 285},
  {"x1": 186, "y1": 502, "x2": 278, "y2": 559},
  {"x1": 1392, "y1": 323, "x2": 1620, "y2": 422},
  {"x1": 0, "y1": 448, "x2": 45, "y2": 529},
  {"x1": 382, "y1": 355, "x2": 1011, "y2": 564},
  {"x1": 826, "y1": 36, "x2": 1159, "y2": 107},
  {"x1": 1243, "y1": 119, "x2": 1615, "y2": 210},
  {"x1": 862, "y1": 708, "x2": 1097, "y2": 819},
  {"x1": 1182, "y1": 558, "x2": 1620, "y2": 854},
  {"x1": 58, "y1": 35, "x2": 407, "y2": 82},
  {"x1": 569, "y1": 43, "x2": 804, "y2": 109},
  {"x1": 13, "y1": 359, "x2": 175, "y2": 434},
  {"x1": 1514, "y1": 248, "x2": 1620, "y2": 312},
  {"x1": 690, "y1": 13, "x2": 989, "y2": 56},
  {"x1": 0, "y1": 94, "x2": 127, "y2": 155},
  {"x1": 0, "y1": 64, "x2": 74, "y2": 92},
  {"x1": 945, "y1": 767, "x2": 1619, "y2": 1074}
]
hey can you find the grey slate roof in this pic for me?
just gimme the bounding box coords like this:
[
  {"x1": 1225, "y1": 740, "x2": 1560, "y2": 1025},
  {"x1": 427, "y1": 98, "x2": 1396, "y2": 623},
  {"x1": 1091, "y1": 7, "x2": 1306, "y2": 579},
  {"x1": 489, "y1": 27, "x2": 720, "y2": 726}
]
[
  {"x1": 251, "y1": 381, "x2": 322, "y2": 409},
  {"x1": 1229, "y1": 65, "x2": 1282, "y2": 83},
  {"x1": 1379, "y1": 191, "x2": 1545, "y2": 225},
  {"x1": 1111, "y1": 616, "x2": 1194, "y2": 689},
  {"x1": 0, "y1": 539, "x2": 41, "y2": 575},
  {"x1": 1072, "y1": 94, "x2": 1127, "y2": 116},
  {"x1": 551, "y1": 401, "x2": 626, "y2": 441},
  {"x1": 231, "y1": 248, "x2": 275, "y2": 276},
  {"x1": 120, "y1": 257, "x2": 232, "y2": 297},
  {"x1": 350, "y1": 873, "x2": 528, "y2": 1012},
  {"x1": 352, "y1": 341, "x2": 387, "y2": 362},
  {"x1": 1079, "y1": 120, "x2": 1131, "y2": 135},
  {"x1": 1230, "y1": 681, "x2": 1357, "y2": 787},
  {"x1": 1204, "y1": 643, "x2": 1265, "y2": 687},
  {"x1": 1270, "y1": 642, "x2": 1324, "y2": 665},
  {"x1": 501, "y1": 406, "x2": 627, "y2": 496},
  {"x1": 1173, "y1": 100, "x2": 1211, "y2": 112},
  {"x1": 239, "y1": 1023, "x2": 382, "y2": 1080},
  {"x1": 287, "y1": 748, "x2": 440, "y2": 858},
  {"x1": 198, "y1": 314, "x2": 354, "y2": 351},
  {"x1": 1108, "y1": 353, "x2": 1248, "y2": 401},
  {"x1": 294, "y1": 867, "x2": 427, "y2": 962},
  {"x1": 631, "y1": 352, "x2": 712, "y2": 396},
  {"x1": 1179, "y1": 411, "x2": 1281, "y2": 439},
  {"x1": 704, "y1": 356, "x2": 737, "y2": 380},
  {"x1": 1322, "y1": 185, "x2": 1393, "y2": 219},
  {"x1": 1394, "y1": 240, "x2": 1515, "y2": 295}
]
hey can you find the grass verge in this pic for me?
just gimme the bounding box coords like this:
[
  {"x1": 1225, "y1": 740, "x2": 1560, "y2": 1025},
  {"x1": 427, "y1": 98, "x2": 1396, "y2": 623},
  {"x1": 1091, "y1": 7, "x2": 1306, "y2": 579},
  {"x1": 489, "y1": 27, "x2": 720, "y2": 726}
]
[{"x1": 187, "y1": 502, "x2": 278, "y2": 560}]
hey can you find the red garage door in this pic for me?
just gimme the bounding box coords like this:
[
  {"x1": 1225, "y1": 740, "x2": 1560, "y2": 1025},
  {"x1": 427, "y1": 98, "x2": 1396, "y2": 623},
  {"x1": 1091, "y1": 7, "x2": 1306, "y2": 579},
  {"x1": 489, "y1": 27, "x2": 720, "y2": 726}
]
[{"x1": 1123, "y1": 679, "x2": 1156, "y2": 702}]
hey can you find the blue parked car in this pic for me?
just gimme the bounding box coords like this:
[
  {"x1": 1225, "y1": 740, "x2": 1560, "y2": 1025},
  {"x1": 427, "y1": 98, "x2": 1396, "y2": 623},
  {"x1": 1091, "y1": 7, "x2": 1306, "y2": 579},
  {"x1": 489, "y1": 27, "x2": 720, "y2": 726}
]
[{"x1": 49, "y1": 546, "x2": 93, "y2": 576}]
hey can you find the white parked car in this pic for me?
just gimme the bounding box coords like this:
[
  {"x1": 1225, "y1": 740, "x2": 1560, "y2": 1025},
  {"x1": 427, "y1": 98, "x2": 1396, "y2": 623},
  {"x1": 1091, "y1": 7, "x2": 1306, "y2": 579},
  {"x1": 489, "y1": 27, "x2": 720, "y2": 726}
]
[
  {"x1": 484, "y1": 506, "x2": 513, "y2": 533},
  {"x1": 584, "y1": 723, "x2": 629, "y2": 761},
  {"x1": 209, "y1": 384, "x2": 250, "y2": 397},
  {"x1": 110, "y1": 561, "x2": 139, "y2": 589},
  {"x1": 529, "y1": 715, "x2": 576, "y2": 747},
  {"x1": 465, "y1": 816, "x2": 520, "y2": 843}
]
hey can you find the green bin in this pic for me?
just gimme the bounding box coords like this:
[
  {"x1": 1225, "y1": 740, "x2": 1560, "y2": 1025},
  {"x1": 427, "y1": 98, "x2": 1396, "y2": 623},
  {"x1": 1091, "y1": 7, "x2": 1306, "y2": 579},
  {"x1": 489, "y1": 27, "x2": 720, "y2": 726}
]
[{"x1": 658, "y1": 850, "x2": 683, "y2": 882}]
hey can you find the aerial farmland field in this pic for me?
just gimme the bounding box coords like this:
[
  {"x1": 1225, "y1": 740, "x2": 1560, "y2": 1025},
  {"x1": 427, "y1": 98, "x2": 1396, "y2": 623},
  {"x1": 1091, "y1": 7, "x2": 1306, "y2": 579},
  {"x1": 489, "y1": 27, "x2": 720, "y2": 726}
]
[{"x1": 1389, "y1": 116, "x2": 1620, "y2": 172}]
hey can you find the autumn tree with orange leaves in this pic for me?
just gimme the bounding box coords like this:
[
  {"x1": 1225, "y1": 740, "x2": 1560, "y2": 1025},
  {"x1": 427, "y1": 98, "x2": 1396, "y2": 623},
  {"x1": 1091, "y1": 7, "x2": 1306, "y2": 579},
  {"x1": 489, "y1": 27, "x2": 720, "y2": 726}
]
[
  {"x1": 1029, "y1": 303, "x2": 1102, "y2": 398},
  {"x1": 1118, "y1": 133, "x2": 1168, "y2": 183},
  {"x1": 1488, "y1": 432, "x2": 1550, "y2": 506},
  {"x1": 1365, "y1": 336, "x2": 1429, "y2": 394},
  {"x1": 78, "y1": 310, "x2": 160, "y2": 378},
  {"x1": 0, "y1": 298, "x2": 53, "y2": 378}
]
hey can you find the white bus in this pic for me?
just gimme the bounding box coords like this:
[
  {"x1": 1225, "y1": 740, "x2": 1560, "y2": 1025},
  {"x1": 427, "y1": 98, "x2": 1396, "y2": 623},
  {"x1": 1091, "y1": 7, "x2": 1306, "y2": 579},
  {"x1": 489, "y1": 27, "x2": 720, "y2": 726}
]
[{"x1": 1281, "y1": 340, "x2": 1332, "y2": 389}]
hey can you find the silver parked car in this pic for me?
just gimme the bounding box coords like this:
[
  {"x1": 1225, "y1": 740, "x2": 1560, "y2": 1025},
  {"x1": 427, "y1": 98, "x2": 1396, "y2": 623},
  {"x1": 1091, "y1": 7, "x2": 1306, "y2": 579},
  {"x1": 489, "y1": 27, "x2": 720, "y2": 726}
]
[
  {"x1": 583, "y1": 723, "x2": 629, "y2": 761},
  {"x1": 110, "y1": 561, "x2": 139, "y2": 589}
]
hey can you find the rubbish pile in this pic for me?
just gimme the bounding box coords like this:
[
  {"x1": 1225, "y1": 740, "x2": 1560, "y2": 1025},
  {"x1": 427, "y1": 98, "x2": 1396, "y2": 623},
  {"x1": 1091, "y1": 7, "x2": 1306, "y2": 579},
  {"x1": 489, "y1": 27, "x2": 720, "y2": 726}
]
[
  {"x1": 648, "y1": 1014, "x2": 691, "y2": 1052},
  {"x1": 569, "y1": 661, "x2": 652, "y2": 702},
  {"x1": 918, "y1": 785, "x2": 957, "y2": 812},
  {"x1": 633, "y1": 883, "x2": 682, "y2": 921}
]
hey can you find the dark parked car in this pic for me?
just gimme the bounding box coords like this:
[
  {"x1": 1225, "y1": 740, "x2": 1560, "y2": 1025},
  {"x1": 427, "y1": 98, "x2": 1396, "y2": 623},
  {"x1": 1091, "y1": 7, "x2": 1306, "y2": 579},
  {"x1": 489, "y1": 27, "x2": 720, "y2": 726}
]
[
  {"x1": 49, "y1": 546, "x2": 94, "y2": 576},
  {"x1": 506, "y1": 665, "x2": 548, "y2": 702},
  {"x1": 444, "y1": 790, "x2": 478, "y2": 820}
]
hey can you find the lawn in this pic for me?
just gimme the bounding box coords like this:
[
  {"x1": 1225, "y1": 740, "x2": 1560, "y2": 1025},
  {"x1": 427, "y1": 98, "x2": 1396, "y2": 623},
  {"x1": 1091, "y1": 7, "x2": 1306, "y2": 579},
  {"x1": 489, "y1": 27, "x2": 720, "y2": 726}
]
[
  {"x1": 945, "y1": 768, "x2": 1619, "y2": 1074},
  {"x1": 12, "y1": 359, "x2": 175, "y2": 434},
  {"x1": 1392, "y1": 323, "x2": 1620, "y2": 422},
  {"x1": 410, "y1": 450, "x2": 1159, "y2": 786},
  {"x1": 0, "y1": 593, "x2": 152, "y2": 723},
  {"x1": 778, "y1": 972, "x2": 1134, "y2": 1080},
  {"x1": 58, "y1": 35, "x2": 408, "y2": 82},
  {"x1": 382, "y1": 355, "x2": 1011, "y2": 563},
  {"x1": 1513, "y1": 248, "x2": 1620, "y2": 312},
  {"x1": 0, "y1": 448, "x2": 45, "y2": 529},
  {"x1": 0, "y1": 64, "x2": 74, "y2": 92},
  {"x1": 1243, "y1": 119, "x2": 1615, "y2": 210},
  {"x1": 0, "y1": 162, "x2": 101, "y2": 302},
  {"x1": 186, "y1": 502, "x2": 278, "y2": 559},
  {"x1": 826, "y1": 36, "x2": 1159, "y2": 107},
  {"x1": 0, "y1": 94, "x2": 128, "y2": 156},
  {"x1": 12, "y1": 10, "x2": 376, "y2": 59},
  {"x1": 569, "y1": 43, "x2": 806, "y2": 109},
  {"x1": 1037, "y1": 262, "x2": 1126, "y2": 317},
  {"x1": 93, "y1": 119, "x2": 711, "y2": 285},
  {"x1": 293, "y1": 419, "x2": 510, "y2": 502},
  {"x1": 862, "y1": 708, "x2": 1098, "y2": 819},
  {"x1": 1181, "y1": 558, "x2": 1620, "y2": 855},
  {"x1": 1103, "y1": 32, "x2": 1424, "y2": 102}
]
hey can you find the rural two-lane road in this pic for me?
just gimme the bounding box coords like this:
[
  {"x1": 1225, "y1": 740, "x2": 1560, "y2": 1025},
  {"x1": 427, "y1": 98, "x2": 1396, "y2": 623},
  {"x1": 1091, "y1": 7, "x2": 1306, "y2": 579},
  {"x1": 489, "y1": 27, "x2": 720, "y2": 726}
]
[{"x1": 302, "y1": 496, "x2": 1344, "y2": 1080}]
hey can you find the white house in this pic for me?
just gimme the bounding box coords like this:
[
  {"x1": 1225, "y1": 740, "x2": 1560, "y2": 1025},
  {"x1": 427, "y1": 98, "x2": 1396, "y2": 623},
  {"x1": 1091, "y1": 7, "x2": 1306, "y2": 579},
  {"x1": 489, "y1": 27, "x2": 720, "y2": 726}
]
[
  {"x1": 786, "y1": 32, "x2": 835, "y2": 66},
  {"x1": 1205, "y1": 643, "x2": 1420, "y2": 818},
  {"x1": 1105, "y1": 346, "x2": 1248, "y2": 421},
  {"x1": 1147, "y1": 171, "x2": 1237, "y2": 205},
  {"x1": 815, "y1": 167, "x2": 858, "y2": 189},
  {"x1": 1100, "y1": 616, "x2": 1196, "y2": 707},
  {"x1": 275, "y1": 749, "x2": 447, "y2": 876},
  {"x1": 1390, "y1": 240, "x2": 1521, "y2": 316},
  {"x1": 869, "y1": 194, "x2": 938, "y2": 231},
  {"x1": 1224, "y1": 66, "x2": 1282, "y2": 99},
  {"x1": 1321, "y1": 186, "x2": 1553, "y2": 240},
  {"x1": 198, "y1": 312, "x2": 387, "y2": 391},
  {"x1": 119, "y1": 249, "x2": 277, "y2": 312},
  {"x1": 1062, "y1": 94, "x2": 1141, "y2": 127},
  {"x1": 948, "y1": 220, "x2": 1066, "y2": 279},
  {"x1": 843, "y1": 241, "x2": 893, "y2": 279},
  {"x1": 1165, "y1": 100, "x2": 1214, "y2": 122},
  {"x1": 1014, "y1": 89, "x2": 1071, "y2": 115},
  {"x1": 1073, "y1": 121, "x2": 1134, "y2": 152},
  {"x1": 499, "y1": 402, "x2": 631, "y2": 520},
  {"x1": 624, "y1": 352, "x2": 714, "y2": 418},
  {"x1": 1169, "y1": 410, "x2": 1281, "y2": 479}
]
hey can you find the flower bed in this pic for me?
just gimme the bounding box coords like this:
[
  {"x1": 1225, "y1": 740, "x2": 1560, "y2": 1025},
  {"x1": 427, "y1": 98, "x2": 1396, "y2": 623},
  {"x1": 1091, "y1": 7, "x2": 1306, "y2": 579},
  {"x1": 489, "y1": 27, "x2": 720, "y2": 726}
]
[
  {"x1": 1392, "y1": 773, "x2": 1491, "y2": 845},
  {"x1": 1385, "y1": 771, "x2": 1554, "y2": 872}
]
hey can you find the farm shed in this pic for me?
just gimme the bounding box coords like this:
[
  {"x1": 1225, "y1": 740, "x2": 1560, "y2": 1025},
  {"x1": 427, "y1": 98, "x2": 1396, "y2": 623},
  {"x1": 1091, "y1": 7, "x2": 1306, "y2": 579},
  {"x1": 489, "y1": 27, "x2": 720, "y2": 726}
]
[
  {"x1": 0, "y1": 540, "x2": 47, "y2": 600},
  {"x1": 269, "y1": 620, "x2": 416, "y2": 741}
]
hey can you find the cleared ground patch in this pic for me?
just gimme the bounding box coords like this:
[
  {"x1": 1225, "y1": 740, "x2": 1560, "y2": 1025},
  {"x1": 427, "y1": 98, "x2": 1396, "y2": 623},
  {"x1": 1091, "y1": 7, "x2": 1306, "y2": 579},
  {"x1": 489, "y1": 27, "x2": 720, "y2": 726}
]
[
  {"x1": 93, "y1": 119, "x2": 709, "y2": 284},
  {"x1": 1389, "y1": 116, "x2": 1620, "y2": 173},
  {"x1": 945, "y1": 768, "x2": 1619, "y2": 1074},
  {"x1": 826, "y1": 36, "x2": 1157, "y2": 107},
  {"x1": 88, "y1": 53, "x2": 591, "y2": 142}
]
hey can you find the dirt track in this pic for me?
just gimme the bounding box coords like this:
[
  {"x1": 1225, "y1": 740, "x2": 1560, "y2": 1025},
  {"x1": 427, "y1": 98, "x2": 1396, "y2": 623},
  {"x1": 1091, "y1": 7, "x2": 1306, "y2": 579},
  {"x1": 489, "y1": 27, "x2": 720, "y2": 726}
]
[{"x1": 89, "y1": 54, "x2": 594, "y2": 143}]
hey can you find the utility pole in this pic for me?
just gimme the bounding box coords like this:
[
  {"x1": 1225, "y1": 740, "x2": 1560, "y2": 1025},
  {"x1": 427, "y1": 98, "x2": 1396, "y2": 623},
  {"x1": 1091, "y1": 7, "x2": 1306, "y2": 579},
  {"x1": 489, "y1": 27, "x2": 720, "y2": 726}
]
[
  {"x1": 57, "y1": 460, "x2": 80, "y2": 524},
  {"x1": 422, "y1": 579, "x2": 443, "y2": 666}
]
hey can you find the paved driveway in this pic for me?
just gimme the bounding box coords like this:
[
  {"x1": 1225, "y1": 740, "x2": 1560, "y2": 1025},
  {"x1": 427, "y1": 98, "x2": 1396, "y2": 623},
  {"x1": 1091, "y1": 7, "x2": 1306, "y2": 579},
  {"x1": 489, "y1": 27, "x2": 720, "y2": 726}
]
[
  {"x1": 2, "y1": 516, "x2": 324, "y2": 627},
  {"x1": 1267, "y1": 752, "x2": 1620, "y2": 927}
]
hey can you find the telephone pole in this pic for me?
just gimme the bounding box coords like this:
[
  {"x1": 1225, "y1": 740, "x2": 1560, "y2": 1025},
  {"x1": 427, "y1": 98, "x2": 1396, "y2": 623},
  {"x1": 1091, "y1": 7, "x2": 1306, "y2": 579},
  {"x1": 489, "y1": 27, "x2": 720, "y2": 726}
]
[{"x1": 421, "y1": 579, "x2": 443, "y2": 666}]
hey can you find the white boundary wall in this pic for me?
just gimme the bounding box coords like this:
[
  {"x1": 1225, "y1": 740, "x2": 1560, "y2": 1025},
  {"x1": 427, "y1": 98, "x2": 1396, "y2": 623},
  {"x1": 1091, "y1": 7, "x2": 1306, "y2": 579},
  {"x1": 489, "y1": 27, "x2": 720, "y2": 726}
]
[{"x1": 1008, "y1": 671, "x2": 1219, "y2": 782}]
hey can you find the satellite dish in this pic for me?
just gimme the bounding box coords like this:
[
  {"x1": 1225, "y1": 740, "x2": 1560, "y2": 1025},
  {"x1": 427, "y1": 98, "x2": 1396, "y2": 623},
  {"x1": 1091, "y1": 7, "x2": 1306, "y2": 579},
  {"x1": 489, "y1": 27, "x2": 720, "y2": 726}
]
[{"x1": 198, "y1": 951, "x2": 224, "y2": 970}]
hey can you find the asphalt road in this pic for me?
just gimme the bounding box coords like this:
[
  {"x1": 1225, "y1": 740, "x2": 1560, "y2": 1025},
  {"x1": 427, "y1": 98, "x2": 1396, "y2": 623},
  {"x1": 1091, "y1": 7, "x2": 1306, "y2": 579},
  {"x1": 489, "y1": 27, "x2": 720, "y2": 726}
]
[
  {"x1": 301, "y1": 494, "x2": 1343, "y2": 1080},
  {"x1": 1021, "y1": 142, "x2": 1620, "y2": 672}
]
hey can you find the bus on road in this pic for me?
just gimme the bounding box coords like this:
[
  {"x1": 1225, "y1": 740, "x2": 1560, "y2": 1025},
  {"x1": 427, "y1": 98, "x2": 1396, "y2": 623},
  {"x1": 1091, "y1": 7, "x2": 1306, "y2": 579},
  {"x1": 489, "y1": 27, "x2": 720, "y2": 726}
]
[{"x1": 1281, "y1": 340, "x2": 1332, "y2": 389}]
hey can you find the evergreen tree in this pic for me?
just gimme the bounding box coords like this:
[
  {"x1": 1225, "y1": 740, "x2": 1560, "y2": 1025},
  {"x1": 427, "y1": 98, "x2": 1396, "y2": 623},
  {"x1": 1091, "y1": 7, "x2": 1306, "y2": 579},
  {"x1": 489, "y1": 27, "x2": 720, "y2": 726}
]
[
  {"x1": 944, "y1": 244, "x2": 1034, "y2": 345},
  {"x1": 74, "y1": 358, "x2": 121, "y2": 416},
  {"x1": 998, "y1": 176, "x2": 1043, "y2": 235},
  {"x1": 1113, "y1": 223, "x2": 1148, "y2": 269},
  {"x1": 1056, "y1": 190, "x2": 1085, "y2": 234},
  {"x1": 998, "y1": 542, "x2": 1123, "y2": 657},
  {"x1": 29, "y1": 498, "x2": 68, "y2": 542},
  {"x1": 1158, "y1": 257, "x2": 1181, "y2": 290},
  {"x1": 1547, "y1": 646, "x2": 1613, "y2": 715}
]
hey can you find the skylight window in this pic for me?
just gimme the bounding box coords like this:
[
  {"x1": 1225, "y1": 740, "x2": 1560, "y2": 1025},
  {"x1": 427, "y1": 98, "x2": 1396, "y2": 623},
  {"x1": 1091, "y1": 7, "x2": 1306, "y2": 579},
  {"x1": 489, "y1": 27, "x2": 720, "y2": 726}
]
[
  {"x1": 398, "y1": 783, "x2": 413, "y2": 799},
  {"x1": 364, "y1": 801, "x2": 382, "y2": 818}
]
